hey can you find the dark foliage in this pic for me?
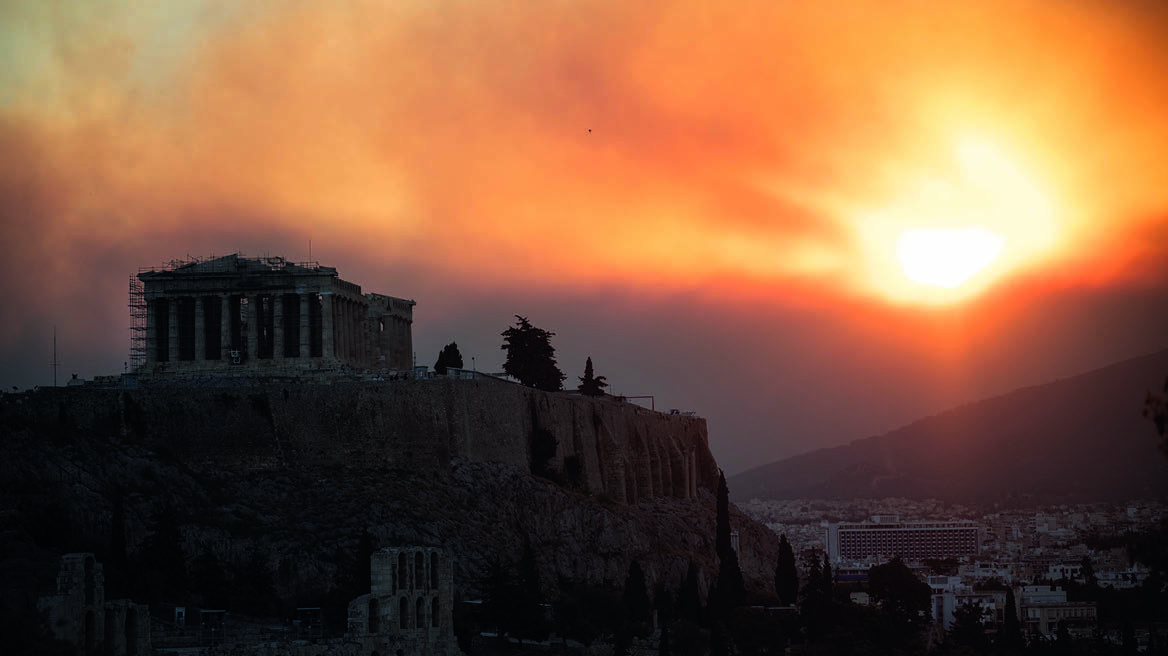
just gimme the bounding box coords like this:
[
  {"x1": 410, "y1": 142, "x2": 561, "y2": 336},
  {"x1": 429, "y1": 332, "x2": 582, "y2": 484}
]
[
  {"x1": 947, "y1": 602, "x2": 990, "y2": 651},
  {"x1": 712, "y1": 471, "x2": 744, "y2": 614},
  {"x1": 501, "y1": 315, "x2": 565, "y2": 391},
  {"x1": 1145, "y1": 375, "x2": 1167, "y2": 445},
  {"x1": 623, "y1": 560, "x2": 651, "y2": 628},
  {"x1": 774, "y1": 533, "x2": 799, "y2": 605},
  {"x1": 130, "y1": 509, "x2": 188, "y2": 605},
  {"x1": 483, "y1": 543, "x2": 549, "y2": 643},
  {"x1": 821, "y1": 554, "x2": 833, "y2": 598},
  {"x1": 999, "y1": 586, "x2": 1024, "y2": 652},
  {"x1": 190, "y1": 548, "x2": 229, "y2": 609},
  {"x1": 0, "y1": 599, "x2": 74, "y2": 656},
  {"x1": 529, "y1": 427, "x2": 557, "y2": 478},
  {"x1": 867, "y1": 557, "x2": 932, "y2": 637},
  {"x1": 715, "y1": 471, "x2": 733, "y2": 563},
  {"x1": 728, "y1": 606, "x2": 789, "y2": 655},
  {"x1": 434, "y1": 341, "x2": 464, "y2": 375},
  {"x1": 577, "y1": 357, "x2": 609, "y2": 396},
  {"x1": 678, "y1": 562, "x2": 704, "y2": 624},
  {"x1": 553, "y1": 583, "x2": 625, "y2": 647}
]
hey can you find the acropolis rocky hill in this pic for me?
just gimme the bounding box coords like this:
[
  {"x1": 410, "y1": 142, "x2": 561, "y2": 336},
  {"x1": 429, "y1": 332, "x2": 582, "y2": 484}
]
[{"x1": 0, "y1": 375, "x2": 781, "y2": 626}]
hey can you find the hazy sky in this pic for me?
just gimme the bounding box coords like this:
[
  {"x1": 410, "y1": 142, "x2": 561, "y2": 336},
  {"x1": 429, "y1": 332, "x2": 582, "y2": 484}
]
[{"x1": 3, "y1": 1, "x2": 1167, "y2": 474}]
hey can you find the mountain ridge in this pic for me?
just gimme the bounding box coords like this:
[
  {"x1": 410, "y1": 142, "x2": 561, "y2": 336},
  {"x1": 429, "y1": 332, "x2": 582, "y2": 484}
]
[{"x1": 729, "y1": 348, "x2": 1168, "y2": 503}]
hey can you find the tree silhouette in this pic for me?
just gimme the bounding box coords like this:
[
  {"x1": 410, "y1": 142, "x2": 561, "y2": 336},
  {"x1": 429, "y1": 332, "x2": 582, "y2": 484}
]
[
  {"x1": 867, "y1": 557, "x2": 932, "y2": 635},
  {"x1": 821, "y1": 553, "x2": 833, "y2": 598},
  {"x1": 1145, "y1": 375, "x2": 1168, "y2": 456},
  {"x1": 949, "y1": 602, "x2": 990, "y2": 650},
  {"x1": 624, "y1": 560, "x2": 651, "y2": 627},
  {"x1": 678, "y1": 561, "x2": 704, "y2": 624},
  {"x1": 501, "y1": 316, "x2": 565, "y2": 391},
  {"x1": 433, "y1": 341, "x2": 463, "y2": 375},
  {"x1": 713, "y1": 471, "x2": 744, "y2": 612},
  {"x1": 999, "y1": 586, "x2": 1024, "y2": 652},
  {"x1": 577, "y1": 357, "x2": 608, "y2": 396},
  {"x1": 774, "y1": 534, "x2": 798, "y2": 605}
]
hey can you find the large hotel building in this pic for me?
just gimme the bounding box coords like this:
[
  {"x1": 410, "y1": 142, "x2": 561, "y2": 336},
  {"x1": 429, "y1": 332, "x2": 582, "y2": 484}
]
[{"x1": 826, "y1": 515, "x2": 981, "y2": 562}]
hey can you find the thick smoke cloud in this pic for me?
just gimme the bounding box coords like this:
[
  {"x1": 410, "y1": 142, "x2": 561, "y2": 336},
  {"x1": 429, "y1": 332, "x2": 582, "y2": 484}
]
[{"x1": 2, "y1": 0, "x2": 1167, "y2": 470}]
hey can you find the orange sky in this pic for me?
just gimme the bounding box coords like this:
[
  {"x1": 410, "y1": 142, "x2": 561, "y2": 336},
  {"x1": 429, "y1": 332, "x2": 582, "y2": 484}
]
[{"x1": 3, "y1": 1, "x2": 1167, "y2": 472}]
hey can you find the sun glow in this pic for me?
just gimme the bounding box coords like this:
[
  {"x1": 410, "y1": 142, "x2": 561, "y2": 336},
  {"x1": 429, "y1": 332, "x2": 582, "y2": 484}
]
[
  {"x1": 856, "y1": 135, "x2": 1058, "y2": 304},
  {"x1": 897, "y1": 227, "x2": 1005, "y2": 288}
]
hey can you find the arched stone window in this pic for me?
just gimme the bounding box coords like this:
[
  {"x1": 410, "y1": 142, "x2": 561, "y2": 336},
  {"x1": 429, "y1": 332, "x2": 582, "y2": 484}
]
[
  {"x1": 429, "y1": 553, "x2": 438, "y2": 592},
  {"x1": 416, "y1": 597, "x2": 424, "y2": 629},
  {"x1": 85, "y1": 611, "x2": 95, "y2": 654},
  {"x1": 368, "y1": 598, "x2": 380, "y2": 634},
  {"x1": 399, "y1": 597, "x2": 409, "y2": 630},
  {"x1": 415, "y1": 552, "x2": 424, "y2": 590},
  {"x1": 105, "y1": 612, "x2": 117, "y2": 655},
  {"x1": 431, "y1": 597, "x2": 439, "y2": 628},
  {"x1": 126, "y1": 608, "x2": 139, "y2": 656},
  {"x1": 397, "y1": 552, "x2": 407, "y2": 591},
  {"x1": 84, "y1": 556, "x2": 95, "y2": 606}
]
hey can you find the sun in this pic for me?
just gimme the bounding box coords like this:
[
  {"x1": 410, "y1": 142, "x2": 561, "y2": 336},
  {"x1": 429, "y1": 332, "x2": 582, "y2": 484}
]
[
  {"x1": 853, "y1": 135, "x2": 1058, "y2": 304},
  {"x1": 896, "y1": 227, "x2": 1006, "y2": 288}
]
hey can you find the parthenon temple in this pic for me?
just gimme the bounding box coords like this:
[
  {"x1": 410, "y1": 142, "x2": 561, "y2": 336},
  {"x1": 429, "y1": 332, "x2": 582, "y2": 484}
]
[{"x1": 132, "y1": 254, "x2": 414, "y2": 374}]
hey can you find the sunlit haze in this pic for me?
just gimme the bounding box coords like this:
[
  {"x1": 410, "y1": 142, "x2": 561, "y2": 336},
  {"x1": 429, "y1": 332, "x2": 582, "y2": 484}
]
[{"x1": 2, "y1": 0, "x2": 1167, "y2": 474}]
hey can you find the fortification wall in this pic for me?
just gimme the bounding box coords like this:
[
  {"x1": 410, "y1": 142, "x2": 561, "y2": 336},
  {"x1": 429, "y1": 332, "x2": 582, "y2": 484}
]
[{"x1": 5, "y1": 378, "x2": 719, "y2": 502}]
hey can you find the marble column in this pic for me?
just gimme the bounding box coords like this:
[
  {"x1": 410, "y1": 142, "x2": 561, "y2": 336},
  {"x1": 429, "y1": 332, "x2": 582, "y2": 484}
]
[
  {"x1": 145, "y1": 297, "x2": 157, "y2": 366},
  {"x1": 248, "y1": 295, "x2": 261, "y2": 361},
  {"x1": 299, "y1": 294, "x2": 311, "y2": 358},
  {"x1": 168, "y1": 296, "x2": 180, "y2": 364},
  {"x1": 194, "y1": 296, "x2": 206, "y2": 362},
  {"x1": 321, "y1": 294, "x2": 335, "y2": 359},
  {"x1": 220, "y1": 295, "x2": 232, "y2": 361},
  {"x1": 336, "y1": 297, "x2": 346, "y2": 362},
  {"x1": 273, "y1": 294, "x2": 285, "y2": 360}
]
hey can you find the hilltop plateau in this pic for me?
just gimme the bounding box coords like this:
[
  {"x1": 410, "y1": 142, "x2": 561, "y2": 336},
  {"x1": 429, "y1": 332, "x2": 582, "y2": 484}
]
[{"x1": 0, "y1": 378, "x2": 779, "y2": 630}]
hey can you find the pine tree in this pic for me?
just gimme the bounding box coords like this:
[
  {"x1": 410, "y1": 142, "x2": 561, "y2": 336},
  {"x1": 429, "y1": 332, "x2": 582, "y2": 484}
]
[
  {"x1": 501, "y1": 316, "x2": 566, "y2": 391},
  {"x1": 774, "y1": 534, "x2": 798, "y2": 605},
  {"x1": 433, "y1": 341, "x2": 463, "y2": 375},
  {"x1": 577, "y1": 357, "x2": 608, "y2": 396}
]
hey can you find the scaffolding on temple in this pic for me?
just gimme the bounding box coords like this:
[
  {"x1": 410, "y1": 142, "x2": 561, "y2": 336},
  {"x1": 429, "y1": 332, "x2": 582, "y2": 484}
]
[{"x1": 128, "y1": 274, "x2": 147, "y2": 370}]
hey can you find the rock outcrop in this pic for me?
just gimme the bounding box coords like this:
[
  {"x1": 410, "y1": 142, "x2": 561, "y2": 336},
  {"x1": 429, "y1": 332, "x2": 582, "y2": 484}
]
[{"x1": 0, "y1": 377, "x2": 780, "y2": 623}]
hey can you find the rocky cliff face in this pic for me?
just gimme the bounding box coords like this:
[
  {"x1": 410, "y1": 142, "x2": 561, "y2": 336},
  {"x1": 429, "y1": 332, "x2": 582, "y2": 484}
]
[{"x1": 1, "y1": 378, "x2": 779, "y2": 620}]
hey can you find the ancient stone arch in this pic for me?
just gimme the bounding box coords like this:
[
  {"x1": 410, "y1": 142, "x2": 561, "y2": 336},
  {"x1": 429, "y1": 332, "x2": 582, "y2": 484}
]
[
  {"x1": 429, "y1": 553, "x2": 438, "y2": 592},
  {"x1": 415, "y1": 552, "x2": 424, "y2": 590},
  {"x1": 125, "y1": 607, "x2": 138, "y2": 656}
]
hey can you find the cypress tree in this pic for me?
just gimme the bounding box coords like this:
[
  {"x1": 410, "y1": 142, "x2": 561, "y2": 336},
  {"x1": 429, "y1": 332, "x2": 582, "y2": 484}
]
[
  {"x1": 774, "y1": 534, "x2": 798, "y2": 605},
  {"x1": 577, "y1": 357, "x2": 608, "y2": 396},
  {"x1": 999, "y1": 587, "x2": 1024, "y2": 652},
  {"x1": 624, "y1": 560, "x2": 651, "y2": 626},
  {"x1": 713, "y1": 471, "x2": 744, "y2": 612}
]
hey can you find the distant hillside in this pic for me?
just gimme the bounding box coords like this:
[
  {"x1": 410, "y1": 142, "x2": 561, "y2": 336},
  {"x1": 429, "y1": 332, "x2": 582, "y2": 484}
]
[{"x1": 730, "y1": 349, "x2": 1168, "y2": 503}]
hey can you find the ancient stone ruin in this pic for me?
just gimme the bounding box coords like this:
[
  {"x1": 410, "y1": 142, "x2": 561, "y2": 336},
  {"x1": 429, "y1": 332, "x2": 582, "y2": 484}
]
[
  {"x1": 132, "y1": 254, "x2": 414, "y2": 375},
  {"x1": 37, "y1": 553, "x2": 150, "y2": 656},
  {"x1": 347, "y1": 547, "x2": 459, "y2": 656}
]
